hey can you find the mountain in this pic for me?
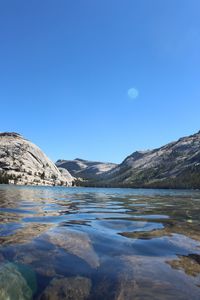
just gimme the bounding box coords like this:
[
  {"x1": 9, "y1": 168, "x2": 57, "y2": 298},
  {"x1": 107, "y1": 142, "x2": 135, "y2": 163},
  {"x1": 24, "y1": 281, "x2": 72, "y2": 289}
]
[
  {"x1": 56, "y1": 158, "x2": 117, "y2": 179},
  {"x1": 0, "y1": 132, "x2": 74, "y2": 186},
  {"x1": 77, "y1": 131, "x2": 200, "y2": 189},
  {"x1": 2, "y1": 130, "x2": 200, "y2": 189}
]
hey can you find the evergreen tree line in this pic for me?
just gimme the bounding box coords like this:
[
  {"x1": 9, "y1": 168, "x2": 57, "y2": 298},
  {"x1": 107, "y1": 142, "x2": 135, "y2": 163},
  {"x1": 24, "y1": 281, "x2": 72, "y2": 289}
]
[{"x1": 0, "y1": 171, "x2": 12, "y2": 184}]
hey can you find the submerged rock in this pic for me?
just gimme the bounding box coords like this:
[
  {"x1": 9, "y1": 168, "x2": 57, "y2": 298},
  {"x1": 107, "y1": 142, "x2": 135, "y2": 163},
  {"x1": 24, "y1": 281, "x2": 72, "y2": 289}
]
[
  {"x1": 0, "y1": 253, "x2": 4, "y2": 263},
  {"x1": 38, "y1": 276, "x2": 91, "y2": 300},
  {"x1": 15, "y1": 263, "x2": 37, "y2": 295},
  {"x1": 0, "y1": 262, "x2": 32, "y2": 300},
  {"x1": 120, "y1": 221, "x2": 200, "y2": 244},
  {"x1": 167, "y1": 255, "x2": 200, "y2": 277},
  {"x1": 45, "y1": 228, "x2": 100, "y2": 268},
  {"x1": 93, "y1": 255, "x2": 200, "y2": 300},
  {"x1": 114, "y1": 255, "x2": 200, "y2": 300},
  {"x1": 13, "y1": 245, "x2": 58, "y2": 277},
  {"x1": 0, "y1": 223, "x2": 52, "y2": 246}
]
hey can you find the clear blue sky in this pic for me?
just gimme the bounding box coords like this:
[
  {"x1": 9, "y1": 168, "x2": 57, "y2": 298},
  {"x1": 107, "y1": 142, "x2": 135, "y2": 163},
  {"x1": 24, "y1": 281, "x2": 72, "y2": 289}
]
[{"x1": 0, "y1": 0, "x2": 200, "y2": 163}]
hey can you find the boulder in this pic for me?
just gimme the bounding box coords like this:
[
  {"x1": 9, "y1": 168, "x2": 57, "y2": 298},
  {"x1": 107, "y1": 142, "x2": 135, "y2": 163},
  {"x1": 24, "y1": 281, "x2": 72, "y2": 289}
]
[
  {"x1": 0, "y1": 262, "x2": 32, "y2": 300},
  {"x1": 38, "y1": 276, "x2": 91, "y2": 300},
  {"x1": 45, "y1": 228, "x2": 100, "y2": 268}
]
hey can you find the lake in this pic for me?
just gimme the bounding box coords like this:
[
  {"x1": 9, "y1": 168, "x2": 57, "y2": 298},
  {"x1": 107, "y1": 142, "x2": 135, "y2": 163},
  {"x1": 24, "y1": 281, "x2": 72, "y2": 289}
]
[{"x1": 0, "y1": 185, "x2": 200, "y2": 299}]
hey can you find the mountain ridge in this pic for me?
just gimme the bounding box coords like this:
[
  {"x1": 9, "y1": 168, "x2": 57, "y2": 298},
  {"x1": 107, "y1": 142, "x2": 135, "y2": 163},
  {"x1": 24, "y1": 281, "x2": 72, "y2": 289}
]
[
  {"x1": 70, "y1": 131, "x2": 200, "y2": 189},
  {"x1": 56, "y1": 158, "x2": 117, "y2": 179},
  {"x1": 1, "y1": 130, "x2": 200, "y2": 189}
]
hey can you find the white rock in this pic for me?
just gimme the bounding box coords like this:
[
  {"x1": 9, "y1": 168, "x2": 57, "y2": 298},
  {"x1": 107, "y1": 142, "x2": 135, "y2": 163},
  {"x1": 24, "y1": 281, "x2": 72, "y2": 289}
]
[{"x1": 0, "y1": 132, "x2": 74, "y2": 186}]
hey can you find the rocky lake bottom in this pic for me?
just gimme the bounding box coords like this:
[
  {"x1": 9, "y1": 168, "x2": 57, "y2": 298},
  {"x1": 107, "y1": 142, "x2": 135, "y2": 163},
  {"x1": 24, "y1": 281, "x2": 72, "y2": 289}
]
[{"x1": 0, "y1": 185, "x2": 200, "y2": 299}]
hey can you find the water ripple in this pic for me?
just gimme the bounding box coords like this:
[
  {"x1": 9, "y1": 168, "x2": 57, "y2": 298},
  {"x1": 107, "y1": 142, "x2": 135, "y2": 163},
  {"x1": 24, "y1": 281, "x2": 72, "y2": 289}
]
[{"x1": 0, "y1": 185, "x2": 200, "y2": 299}]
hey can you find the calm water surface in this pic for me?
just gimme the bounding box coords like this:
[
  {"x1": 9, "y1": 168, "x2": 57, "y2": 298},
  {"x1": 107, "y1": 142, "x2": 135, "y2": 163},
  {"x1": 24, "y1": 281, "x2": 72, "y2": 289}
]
[{"x1": 0, "y1": 185, "x2": 200, "y2": 299}]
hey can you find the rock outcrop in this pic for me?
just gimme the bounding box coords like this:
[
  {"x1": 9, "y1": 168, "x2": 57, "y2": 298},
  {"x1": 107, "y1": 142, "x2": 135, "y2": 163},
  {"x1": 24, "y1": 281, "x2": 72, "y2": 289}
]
[
  {"x1": 0, "y1": 132, "x2": 74, "y2": 186},
  {"x1": 56, "y1": 158, "x2": 117, "y2": 179}
]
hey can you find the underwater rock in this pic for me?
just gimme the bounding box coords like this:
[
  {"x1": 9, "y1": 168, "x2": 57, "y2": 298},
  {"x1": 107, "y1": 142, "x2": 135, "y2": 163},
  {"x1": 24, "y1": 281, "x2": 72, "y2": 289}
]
[
  {"x1": 0, "y1": 253, "x2": 4, "y2": 263},
  {"x1": 0, "y1": 262, "x2": 32, "y2": 300},
  {"x1": 15, "y1": 263, "x2": 37, "y2": 295},
  {"x1": 45, "y1": 228, "x2": 100, "y2": 268},
  {"x1": 114, "y1": 255, "x2": 200, "y2": 300},
  {"x1": 0, "y1": 223, "x2": 52, "y2": 246},
  {"x1": 38, "y1": 276, "x2": 91, "y2": 300},
  {"x1": 34, "y1": 265, "x2": 57, "y2": 277},
  {"x1": 167, "y1": 255, "x2": 200, "y2": 277},
  {"x1": 120, "y1": 222, "x2": 200, "y2": 243},
  {"x1": 13, "y1": 245, "x2": 58, "y2": 277}
]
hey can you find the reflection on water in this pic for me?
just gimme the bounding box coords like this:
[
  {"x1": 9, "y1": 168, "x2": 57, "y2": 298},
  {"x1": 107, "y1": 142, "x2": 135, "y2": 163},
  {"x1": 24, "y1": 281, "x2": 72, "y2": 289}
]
[{"x1": 0, "y1": 185, "x2": 200, "y2": 299}]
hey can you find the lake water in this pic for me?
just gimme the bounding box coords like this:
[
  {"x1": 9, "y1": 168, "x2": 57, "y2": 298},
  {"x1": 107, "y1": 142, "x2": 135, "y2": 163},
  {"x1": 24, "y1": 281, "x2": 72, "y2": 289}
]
[{"x1": 0, "y1": 185, "x2": 200, "y2": 299}]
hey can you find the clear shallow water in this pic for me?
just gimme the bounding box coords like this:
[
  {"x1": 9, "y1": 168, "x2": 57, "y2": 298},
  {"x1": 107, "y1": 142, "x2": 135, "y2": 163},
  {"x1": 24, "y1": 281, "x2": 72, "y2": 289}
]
[{"x1": 0, "y1": 185, "x2": 200, "y2": 299}]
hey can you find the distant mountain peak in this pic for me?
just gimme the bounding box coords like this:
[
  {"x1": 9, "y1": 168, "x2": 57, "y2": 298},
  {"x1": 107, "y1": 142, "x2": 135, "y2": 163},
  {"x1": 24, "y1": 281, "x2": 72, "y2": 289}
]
[{"x1": 56, "y1": 158, "x2": 117, "y2": 179}]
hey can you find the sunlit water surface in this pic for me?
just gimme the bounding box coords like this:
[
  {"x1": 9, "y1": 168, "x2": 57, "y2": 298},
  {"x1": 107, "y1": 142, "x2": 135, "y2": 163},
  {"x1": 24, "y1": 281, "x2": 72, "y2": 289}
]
[{"x1": 0, "y1": 185, "x2": 200, "y2": 299}]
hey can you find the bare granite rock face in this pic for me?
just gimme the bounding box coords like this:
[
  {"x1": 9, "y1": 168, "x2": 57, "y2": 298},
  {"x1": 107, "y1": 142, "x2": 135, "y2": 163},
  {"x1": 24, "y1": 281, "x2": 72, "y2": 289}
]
[
  {"x1": 80, "y1": 131, "x2": 200, "y2": 188},
  {"x1": 0, "y1": 132, "x2": 74, "y2": 186}
]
